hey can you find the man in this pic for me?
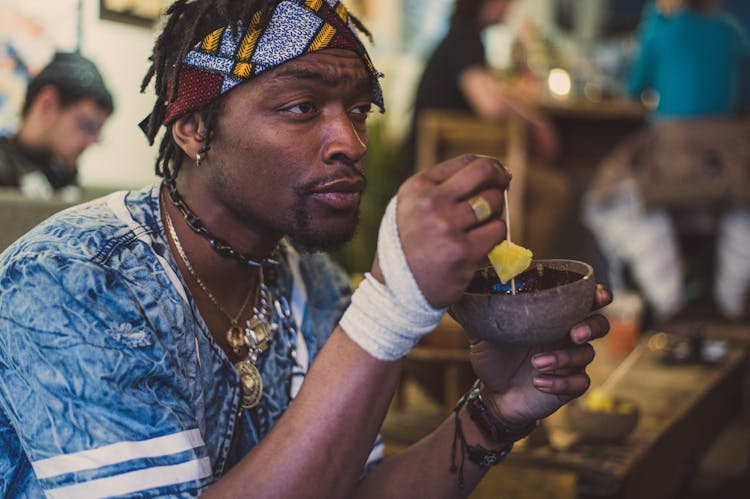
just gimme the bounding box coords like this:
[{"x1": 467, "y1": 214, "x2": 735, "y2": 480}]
[
  {"x1": 405, "y1": 0, "x2": 572, "y2": 258},
  {"x1": 0, "y1": 51, "x2": 113, "y2": 201},
  {"x1": 0, "y1": 1, "x2": 610, "y2": 497}
]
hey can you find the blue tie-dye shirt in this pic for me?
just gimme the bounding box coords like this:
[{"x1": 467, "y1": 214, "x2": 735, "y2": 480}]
[{"x1": 0, "y1": 183, "x2": 380, "y2": 497}]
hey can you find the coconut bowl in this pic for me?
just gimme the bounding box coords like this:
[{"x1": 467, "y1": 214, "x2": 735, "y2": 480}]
[
  {"x1": 448, "y1": 259, "x2": 595, "y2": 347},
  {"x1": 565, "y1": 396, "x2": 640, "y2": 443}
]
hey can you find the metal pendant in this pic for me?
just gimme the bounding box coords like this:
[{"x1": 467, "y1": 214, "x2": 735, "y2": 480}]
[
  {"x1": 245, "y1": 315, "x2": 273, "y2": 351},
  {"x1": 236, "y1": 359, "x2": 263, "y2": 409},
  {"x1": 226, "y1": 325, "x2": 245, "y2": 353}
]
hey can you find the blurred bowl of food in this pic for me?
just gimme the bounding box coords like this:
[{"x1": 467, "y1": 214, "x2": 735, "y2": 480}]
[
  {"x1": 565, "y1": 389, "x2": 640, "y2": 443},
  {"x1": 448, "y1": 259, "x2": 595, "y2": 347}
]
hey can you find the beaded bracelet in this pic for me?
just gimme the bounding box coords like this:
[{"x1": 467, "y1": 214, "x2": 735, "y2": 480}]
[{"x1": 450, "y1": 379, "x2": 538, "y2": 488}]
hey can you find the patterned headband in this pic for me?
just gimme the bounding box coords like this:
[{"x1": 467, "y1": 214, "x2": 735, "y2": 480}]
[{"x1": 163, "y1": 0, "x2": 384, "y2": 125}]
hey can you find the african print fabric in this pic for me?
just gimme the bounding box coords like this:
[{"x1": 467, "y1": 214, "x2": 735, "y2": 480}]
[{"x1": 164, "y1": 0, "x2": 384, "y2": 124}]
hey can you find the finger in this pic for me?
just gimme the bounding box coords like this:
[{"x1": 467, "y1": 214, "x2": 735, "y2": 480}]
[
  {"x1": 591, "y1": 284, "x2": 613, "y2": 311},
  {"x1": 531, "y1": 343, "x2": 595, "y2": 373},
  {"x1": 420, "y1": 154, "x2": 484, "y2": 184},
  {"x1": 465, "y1": 218, "x2": 507, "y2": 255},
  {"x1": 438, "y1": 156, "x2": 511, "y2": 200},
  {"x1": 401, "y1": 158, "x2": 507, "y2": 228},
  {"x1": 463, "y1": 189, "x2": 505, "y2": 229},
  {"x1": 569, "y1": 313, "x2": 610, "y2": 344},
  {"x1": 416, "y1": 157, "x2": 508, "y2": 210},
  {"x1": 541, "y1": 366, "x2": 580, "y2": 377},
  {"x1": 424, "y1": 154, "x2": 511, "y2": 188},
  {"x1": 532, "y1": 372, "x2": 591, "y2": 396}
]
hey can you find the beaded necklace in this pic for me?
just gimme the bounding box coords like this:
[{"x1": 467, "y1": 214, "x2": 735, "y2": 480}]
[
  {"x1": 164, "y1": 178, "x2": 278, "y2": 268},
  {"x1": 162, "y1": 190, "x2": 277, "y2": 408}
]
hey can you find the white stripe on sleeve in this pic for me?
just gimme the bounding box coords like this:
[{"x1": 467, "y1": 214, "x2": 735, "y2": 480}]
[
  {"x1": 44, "y1": 456, "x2": 212, "y2": 499},
  {"x1": 32, "y1": 428, "x2": 206, "y2": 479}
]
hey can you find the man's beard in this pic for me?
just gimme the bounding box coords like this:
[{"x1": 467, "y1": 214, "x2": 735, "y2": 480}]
[
  {"x1": 288, "y1": 169, "x2": 366, "y2": 253},
  {"x1": 287, "y1": 202, "x2": 361, "y2": 253}
]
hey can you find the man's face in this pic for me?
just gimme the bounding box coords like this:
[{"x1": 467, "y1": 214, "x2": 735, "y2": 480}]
[
  {"x1": 481, "y1": 0, "x2": 514, "y2": 27},
  {"x1": 196, "y1": 48, "x2": 372, "y2": 252},
  {"x1": 45, "y1": 99, "x2": 110, "y2": 171},
  {"x1": 656, "y1": 0, "x2": 682, "y2": 15}
]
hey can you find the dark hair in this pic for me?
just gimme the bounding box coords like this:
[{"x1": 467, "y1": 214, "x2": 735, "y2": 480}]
[
  {"x1": 22, "y1": 51, "x2": 114, "y2": 117},
  {"x1": 450, "y1": 0, "x2": 484, "y2": 26},
  {"x1": 140, "y1": 0, "x2": 282, "y2": 181}
]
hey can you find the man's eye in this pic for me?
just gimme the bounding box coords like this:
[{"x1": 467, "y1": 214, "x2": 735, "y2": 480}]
[
  {"x1": 288, "y1": 102, "x2": 316, "y2": 114},
  {"x1": 351, "y1": 103, "x2": 372, "y2": 119},
  {"x1": 76, "y1": 118, "x2": 102, "y2": 138}
]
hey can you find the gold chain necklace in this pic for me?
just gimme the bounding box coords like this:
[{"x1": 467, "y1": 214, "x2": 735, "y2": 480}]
[
  {"x1": 162, "y1": 192, "x2": 276, "y2": 408},
  {"x1": 164, "y1": 205, "x2": 254, "y2": 336}
]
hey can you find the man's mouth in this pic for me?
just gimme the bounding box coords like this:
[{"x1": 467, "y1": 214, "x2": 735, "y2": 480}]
[{"x1": 308, "y1": 177, "x2": 365, "y2": 210}]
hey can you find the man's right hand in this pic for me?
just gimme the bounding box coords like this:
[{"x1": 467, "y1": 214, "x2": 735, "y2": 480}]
[{"x1": 377, "y1": 154, "x2": 511, "y2": 309}]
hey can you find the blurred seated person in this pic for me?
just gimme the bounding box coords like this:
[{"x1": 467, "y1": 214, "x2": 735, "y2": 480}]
[
  {"x1": 582, "y1": 0, "x2": 750, "y2": 322},
  {"x1": 403, "y1": 0, "x2": 571, "y2": 258},
  {"x1": 0, "y1": 51, "x2": 113, "y2": 201}
]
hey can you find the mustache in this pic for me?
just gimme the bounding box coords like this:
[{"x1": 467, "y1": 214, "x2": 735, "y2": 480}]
[{"x1": 298, "y1": 167, "x2": 368, "y2": 194}]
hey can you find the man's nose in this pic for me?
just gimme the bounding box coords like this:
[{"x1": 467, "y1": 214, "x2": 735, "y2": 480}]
[
  {"x1": 321, "y1": 110, "x2": 367, "y2": 166},
  {"x1": 79, "y1": 135, "x2": 98, "y2": 151}
]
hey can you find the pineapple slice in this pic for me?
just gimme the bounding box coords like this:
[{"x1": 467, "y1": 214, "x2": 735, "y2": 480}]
[
  {"x1": 584, "y1": 388, "x2": 616, "y2": 413},
  {"x1": 488, "y1": 242, "x2": 533, "y2": 284},
  {"x1": 584, "y1": 388, "x2": 637, "y2": 414}
]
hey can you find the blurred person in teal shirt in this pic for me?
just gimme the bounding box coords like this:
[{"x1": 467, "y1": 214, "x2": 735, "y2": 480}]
[
  {"x1": 629, "y1": 0, "x2": 750, "y2": 119},
  {"x1": 583, "y1": 0, "x2": 750, "y2": 324}
]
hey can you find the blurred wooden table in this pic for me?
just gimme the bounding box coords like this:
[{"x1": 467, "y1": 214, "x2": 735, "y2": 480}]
[
  {"x1": 474, "y1": 333, "x2": 747, "y2": 499},
  {"x1": 536, "y1": 96, "x2": 646, "y2": 174},
  {"x1": 538, "y1": 97, "x2": 646, "y2": 121},
  {"x1": 383, "y1": 324, "x2": 748, "y2": 499}
]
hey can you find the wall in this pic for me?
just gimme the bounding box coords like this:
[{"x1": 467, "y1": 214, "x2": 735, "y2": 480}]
[{"x1": 77, "y1": 0, "x2": 160, "y2": 190}]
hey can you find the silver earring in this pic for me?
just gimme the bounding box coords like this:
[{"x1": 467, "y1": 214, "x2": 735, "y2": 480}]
[{"x1": 195, "y1": 152, "x2": 203, "y2": 168}]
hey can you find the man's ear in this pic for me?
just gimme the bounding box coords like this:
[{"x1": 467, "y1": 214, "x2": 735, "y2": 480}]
[
  {"x1": 33, "y1": 85, "x2": 62, "y2": 116},
  {"x1": 172, "y1": 112, "x2": 207, "y2": 158}
]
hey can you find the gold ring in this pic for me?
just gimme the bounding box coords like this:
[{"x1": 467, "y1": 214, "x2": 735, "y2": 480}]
[{"x1": 468, "y1": 195, "x2": 492, "y2": 224}]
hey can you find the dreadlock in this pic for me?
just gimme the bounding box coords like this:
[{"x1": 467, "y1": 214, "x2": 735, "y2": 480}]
[{"x1": 141, "y1": 0, "x2": 281, "y2": 181}]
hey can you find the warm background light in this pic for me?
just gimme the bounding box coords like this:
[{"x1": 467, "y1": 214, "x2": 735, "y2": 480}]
[{"x1": 547, "y1": 67, "x2": 572, "y2": 98}]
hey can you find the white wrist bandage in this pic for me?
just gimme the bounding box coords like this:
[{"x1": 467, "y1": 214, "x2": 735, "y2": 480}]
[{"x1": 340, "y1": 196, "x2": 446, "y2": 361}]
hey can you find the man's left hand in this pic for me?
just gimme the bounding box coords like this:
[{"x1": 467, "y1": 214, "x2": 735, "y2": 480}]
[{"x1": 469, "y1": 284, "x2": 612, "y2": 426}]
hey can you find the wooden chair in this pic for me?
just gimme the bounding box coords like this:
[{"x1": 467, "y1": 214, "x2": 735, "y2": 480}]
[{"x1": 415, "y1": 109, "x2": 528, "y2": 241}]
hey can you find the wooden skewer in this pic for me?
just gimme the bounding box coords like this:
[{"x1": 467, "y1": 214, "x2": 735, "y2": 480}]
[
  {"x1": 599, "y1": 343, "x2": 646, "y2": 394},
  {"x1": 504, "y1": 189, "x2": 516, "y2": 295}
]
